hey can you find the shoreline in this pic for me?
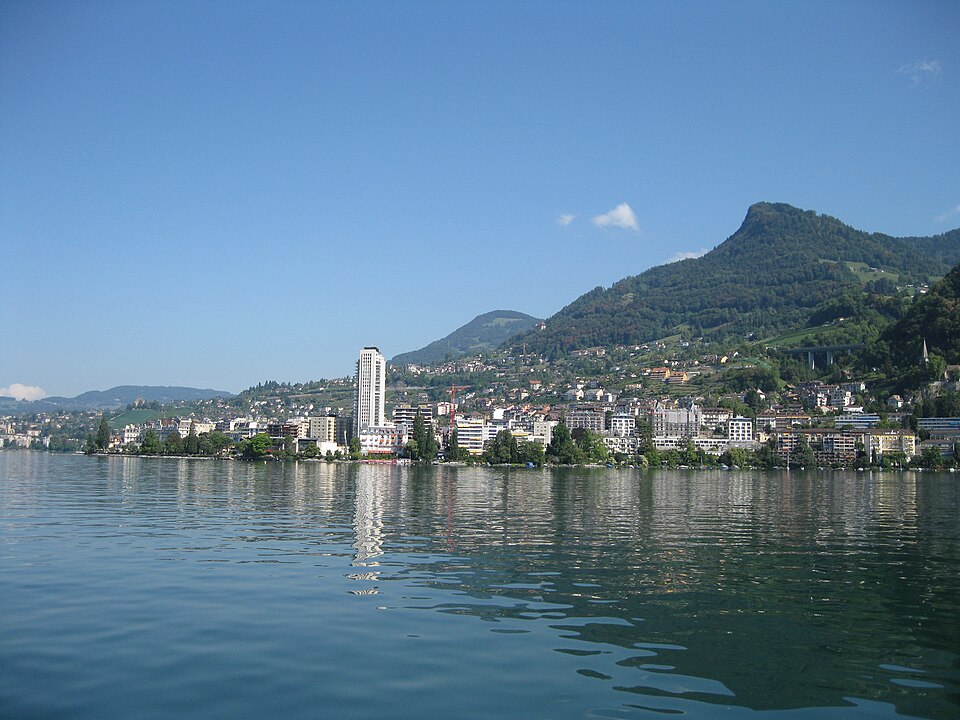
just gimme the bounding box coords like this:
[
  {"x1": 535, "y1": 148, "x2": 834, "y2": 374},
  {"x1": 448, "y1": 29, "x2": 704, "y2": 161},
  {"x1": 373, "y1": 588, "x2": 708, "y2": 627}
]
[{"x1": 6, "y1": 449, "x2": 944, "y2": 472}]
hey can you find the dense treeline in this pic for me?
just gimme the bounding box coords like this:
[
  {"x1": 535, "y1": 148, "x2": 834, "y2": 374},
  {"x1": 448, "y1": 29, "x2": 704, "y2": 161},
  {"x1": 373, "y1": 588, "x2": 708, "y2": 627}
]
[
  {"x1": 881, "y1": 263, "x2": 960, "y2": 367},
  {"x1": 855, "y1": 262, "x2": 960, "y2": 390}
]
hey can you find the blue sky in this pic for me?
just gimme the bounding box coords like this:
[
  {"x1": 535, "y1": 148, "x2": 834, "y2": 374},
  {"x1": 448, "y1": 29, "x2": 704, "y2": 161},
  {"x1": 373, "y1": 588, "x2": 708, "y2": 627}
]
[{"x1": 1, "y1": 0, "x2": 958, "y2": 399}]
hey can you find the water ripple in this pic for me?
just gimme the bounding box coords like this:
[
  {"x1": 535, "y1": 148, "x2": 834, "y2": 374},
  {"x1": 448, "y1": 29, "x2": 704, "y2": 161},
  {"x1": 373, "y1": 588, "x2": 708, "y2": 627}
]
[{"x1": 1, "y1": 454, "x2": 957, "y2": 719}]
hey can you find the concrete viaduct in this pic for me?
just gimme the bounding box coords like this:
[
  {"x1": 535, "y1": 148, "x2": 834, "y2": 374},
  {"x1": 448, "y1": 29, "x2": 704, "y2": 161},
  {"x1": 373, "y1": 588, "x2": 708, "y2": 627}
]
[{"x1": 776, "y1": 344, "x2": 864, "y2": 369}]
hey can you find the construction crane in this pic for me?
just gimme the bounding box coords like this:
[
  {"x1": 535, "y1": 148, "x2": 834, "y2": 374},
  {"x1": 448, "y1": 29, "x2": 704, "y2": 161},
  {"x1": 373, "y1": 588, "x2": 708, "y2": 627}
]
[{"x1": 448, "y1": 385, "x2": 469, "y2": 435}]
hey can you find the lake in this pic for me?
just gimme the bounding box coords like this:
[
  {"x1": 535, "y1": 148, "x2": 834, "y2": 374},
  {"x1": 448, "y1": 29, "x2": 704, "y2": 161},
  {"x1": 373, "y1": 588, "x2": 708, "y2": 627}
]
[{"x1": 1, "y1": 452, "x2": 957, "y2": 719}]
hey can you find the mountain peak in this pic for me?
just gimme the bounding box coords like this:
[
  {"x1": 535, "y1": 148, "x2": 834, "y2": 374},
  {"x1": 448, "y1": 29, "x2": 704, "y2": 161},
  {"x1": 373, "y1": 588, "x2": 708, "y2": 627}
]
[
  {"x1": 511, "y1": 203, "x2": 960, "y2": 355},
  {"x1": 392, "y1": 311, "x2": 542, "y2": 365}
]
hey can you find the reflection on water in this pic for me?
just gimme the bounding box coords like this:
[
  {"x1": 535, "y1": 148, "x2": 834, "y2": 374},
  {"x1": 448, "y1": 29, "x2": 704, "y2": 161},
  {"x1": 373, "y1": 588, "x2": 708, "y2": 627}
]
[{"x1": 1, "y1": 453, "x2": 958, "y2": 720}]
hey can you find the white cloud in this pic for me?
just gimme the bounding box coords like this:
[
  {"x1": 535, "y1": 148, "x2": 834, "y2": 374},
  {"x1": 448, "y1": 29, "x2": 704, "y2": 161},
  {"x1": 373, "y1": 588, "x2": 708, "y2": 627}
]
[
  {"x1": 0, "y1": 383, "x2": 48, "y2": 401},
  {"x1": 899, "y1": 59, "x2": 942, "y2": 85},
  {"x1": 592, "y1": 203, "x2": 639, "y2": 232},
  {"x1": 667, "y1": 248, "x2": 710, "y2": 264},
  {"x1": 934, "y1": 204, "x2": 960, "y2": 223},
  {"x1": 557, "y1": 213, "x2": 576, "y2": 227}
]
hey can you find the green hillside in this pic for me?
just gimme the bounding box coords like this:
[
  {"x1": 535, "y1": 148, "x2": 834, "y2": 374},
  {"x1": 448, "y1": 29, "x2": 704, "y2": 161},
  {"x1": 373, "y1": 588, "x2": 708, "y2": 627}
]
[
  {"x1": 512, "y1": 203, "x2": 960, "y2": 356},
  {"x1": 108, "y1": 408, "x2": 165, "y2": 430},
  {"x1": 392, "y1": 310, "x2": 542, "y2": 365},
  {"x1": 872, "y1": 262, "x2": 960, "y2": 370}
]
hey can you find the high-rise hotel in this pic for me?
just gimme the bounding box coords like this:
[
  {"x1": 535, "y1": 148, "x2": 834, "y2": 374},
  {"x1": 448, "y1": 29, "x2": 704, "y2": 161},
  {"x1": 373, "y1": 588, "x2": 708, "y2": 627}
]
[{"x1": 354, "y1": 346, "x2": 386, "y2": 435}]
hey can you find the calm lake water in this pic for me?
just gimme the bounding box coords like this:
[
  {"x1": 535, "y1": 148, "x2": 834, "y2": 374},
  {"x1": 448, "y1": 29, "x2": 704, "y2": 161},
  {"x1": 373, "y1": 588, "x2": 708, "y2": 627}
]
[{"x1": 1, "y1": 453, "x2": 958, "y2": 719}]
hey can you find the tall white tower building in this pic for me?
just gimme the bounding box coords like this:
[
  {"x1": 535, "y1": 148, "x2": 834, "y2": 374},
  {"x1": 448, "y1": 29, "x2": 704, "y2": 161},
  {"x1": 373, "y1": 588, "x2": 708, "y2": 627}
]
[{"x1": 355, "y1": 346, "x2": 386, "y2": 434}]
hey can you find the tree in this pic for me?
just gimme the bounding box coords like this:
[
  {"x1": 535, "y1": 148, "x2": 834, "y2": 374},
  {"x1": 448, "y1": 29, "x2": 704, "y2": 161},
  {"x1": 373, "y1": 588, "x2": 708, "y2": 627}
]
[
  {"x1": 407, "y1": 412, "x2": 438, "y2": 462},
  {"x1": 643, "y1": 447, "x2": 662, "y2": 467},
  {"x1": 184, "y1": 421, "x2": 199, "y2": 455},
  {"x1": 743, "y1": 389, "x2": 765, "y2": 413},
  {"x1": 680, "y1": 439, "x2": 700, "y2": 466},
  {"x1": 403, "y1": 439, "x2": 420, "y2": 460},
  {"x1": 237, "y1": 432, "x2": 272, "y2": 460},
  {"x1": 722, "y1": 447, "x2": 751, "y2": 468},
  {"x1": 517, "y1": 440, "x2": 545, "y2": 466},
  {"x1": 421, "y1": 420, "x2": 439, "y2": 460},
  {"x1": 547, "y1": 421, "x2": 584, "y2": 465},
  {"x1": 445, "y1": 431, "x2": 470, "y2": 462},
  {"x1": 140, "y1": 428, "x2": 162, "y2": 454},
  {"x1": 484, "y1": 429, "x2": 519, "y2": 464},
  {"x1": 919, "y1": 446, "x2": 944, "y2": 469},
  {"x1": 96, "y1": 414, "x2": 111, "y2": 451},
  {"x1": 880, "y1": 451, "x2": 907, "y2": 470},
  {"x1": 197, "y1": 431, "x2": 232, "y2": 456},
  {"x1": 279, "y1": 435, "x2": 297, "y2": 460},
  {"x1": 636, "y1": 419, "x2": 654, "y2": 454},
  {"x1": 756, "y1": 437, "x2": 780, "y2": 468},
  {"x1": 927, "y1": 353, "x2": 947, "y2": 381},
  {"x1": 789, "y1": 436, "x2": 816, "y2": 469},
  {"x1": 572, "y1": 428, "x2": 610, "y2": 464},
  {"x1": 164, "y1": 430, "x2": 184, "y2": 456},
  {"x1": 348, "y1": 436, "x2": 362, "y2": 460}
]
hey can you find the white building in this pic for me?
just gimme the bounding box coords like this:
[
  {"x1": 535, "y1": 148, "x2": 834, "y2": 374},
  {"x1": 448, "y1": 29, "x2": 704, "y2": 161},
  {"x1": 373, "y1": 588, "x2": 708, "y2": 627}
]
[
  {"x1": 609, "y1": 414, "x2": 636, "y2": 438},
  {"x1": 355, "y1": 346, "x2": 386, "y2": 434},
  {"x1": 532, "y1": 420, "x2": 558, "y2": 447},
  {"x1": 357, "y1": 425, "x2": 405, "y2": 455},
  {"x1": 123, "y1": 425, "x2": 143, "y2": 444},
  {"x1": 456, "y1": 417, "x2": 497, "y2": 455},
  {"x1": 727, "y1": 417, "x2": 754, "y2": 443},
  {"x1": 650, "y1": 403, "x2": 701, "y2": 438},
  {"x1": 295, "y1": 438, "x2": 341, "y2": 456},
  {"x1": 567, "y1": 408, "x2": 605, "y2": 432},
  {"x1": 177, "y1": 419, "x2": 217, "y2": 437}
]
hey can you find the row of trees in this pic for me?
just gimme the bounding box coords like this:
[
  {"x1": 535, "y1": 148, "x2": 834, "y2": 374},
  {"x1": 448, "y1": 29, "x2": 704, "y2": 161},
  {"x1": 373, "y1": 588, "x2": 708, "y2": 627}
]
[
  {"x1": 633, "y1": 438, "x2": 957, "y2": 471},
  {"x1": 133, "y1": 426, "x2": 234, "y2": 456},
  {"x1": 69, "y1": 413, "x2": 960, "y2": 470},
  {"x1": 82, "y1": 414, "x2": 236, "y2": 457},
  {"x1": 483, "y1": 430, "x2": 545, "y2": 466}
]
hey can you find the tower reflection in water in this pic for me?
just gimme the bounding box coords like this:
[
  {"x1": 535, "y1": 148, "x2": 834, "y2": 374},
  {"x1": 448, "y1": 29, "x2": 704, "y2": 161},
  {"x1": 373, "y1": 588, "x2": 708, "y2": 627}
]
[{"x1": 348, "y1": 466, "x2": 389, "y2": 593}]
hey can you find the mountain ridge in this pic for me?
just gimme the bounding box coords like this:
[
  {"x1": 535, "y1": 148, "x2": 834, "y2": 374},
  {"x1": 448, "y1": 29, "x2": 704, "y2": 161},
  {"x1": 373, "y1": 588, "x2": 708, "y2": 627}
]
[
  {"x1": 0, "y1": 385, "x2": 234, "y2": 413},
  {"x1": 392, "y1": 310, "x2": 542, "y2": 366},
  {"x1": 510, "y1": 202, "x2": 960, "y2": 356}
]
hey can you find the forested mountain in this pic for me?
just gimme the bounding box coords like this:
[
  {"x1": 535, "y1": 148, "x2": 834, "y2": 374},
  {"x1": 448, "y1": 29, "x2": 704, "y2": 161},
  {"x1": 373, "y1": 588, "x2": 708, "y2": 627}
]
[
  {"x1": 877, "y1": 262, "x2": 960, "y2": 368},
  {"x1": 512, "y1": 203, "x2": 960, "y2": 356},
  {"x1": 392, "y1": 310, "x2": 541, "y2": 365}
]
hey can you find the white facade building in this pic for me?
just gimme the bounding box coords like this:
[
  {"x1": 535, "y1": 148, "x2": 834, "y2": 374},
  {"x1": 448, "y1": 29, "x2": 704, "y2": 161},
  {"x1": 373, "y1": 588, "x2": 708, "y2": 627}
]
[
  {"x1": 178, "y1": 419, "x2": 217, "y2": 437},
  {"x1": 532, "y1": 420, "x2": 558, "y2": 447},
  {"x1": 357, "y1": 425, "x2": 406, "y2": 455},
  {"x1": 123, "y1": 425, "x2": 143, "y2": 444},
  {"x1": 456, "y1": 418, "x2": 497, "y2": 455},
  {"x1": 610, "y1": 414, "x2": 636, "y2": 438},
  {"x1": 355, "y1": 346, "x2": 386, "y2": 434},
  {"x1": 650, "y1": 403, "x2": 702, "y2": 438},
  {"x1": 727, "y1": 417, "x2": 754, "y2": 443},
  {"x1": 567, "y1": 408, "x2": 605, "y2": 432}
]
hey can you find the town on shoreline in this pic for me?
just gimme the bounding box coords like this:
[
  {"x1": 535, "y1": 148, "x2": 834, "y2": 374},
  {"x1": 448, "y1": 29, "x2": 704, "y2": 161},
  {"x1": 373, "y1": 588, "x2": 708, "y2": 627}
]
[{"x1": 3, "y1": 345, "x2": 959, "y2": 471}]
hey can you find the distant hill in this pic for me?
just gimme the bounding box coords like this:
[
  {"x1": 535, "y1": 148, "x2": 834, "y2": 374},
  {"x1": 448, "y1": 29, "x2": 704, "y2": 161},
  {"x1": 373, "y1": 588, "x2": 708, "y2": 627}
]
[
  {"x1": 392, "y1": 311, "x2": 542, "y2": 366},
  {"x1": 511, "y1": 202, "x2": 960, "y2": 356},
  {"x1": 0, "y1": 385, "x2": 233, "y2": 413}
]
